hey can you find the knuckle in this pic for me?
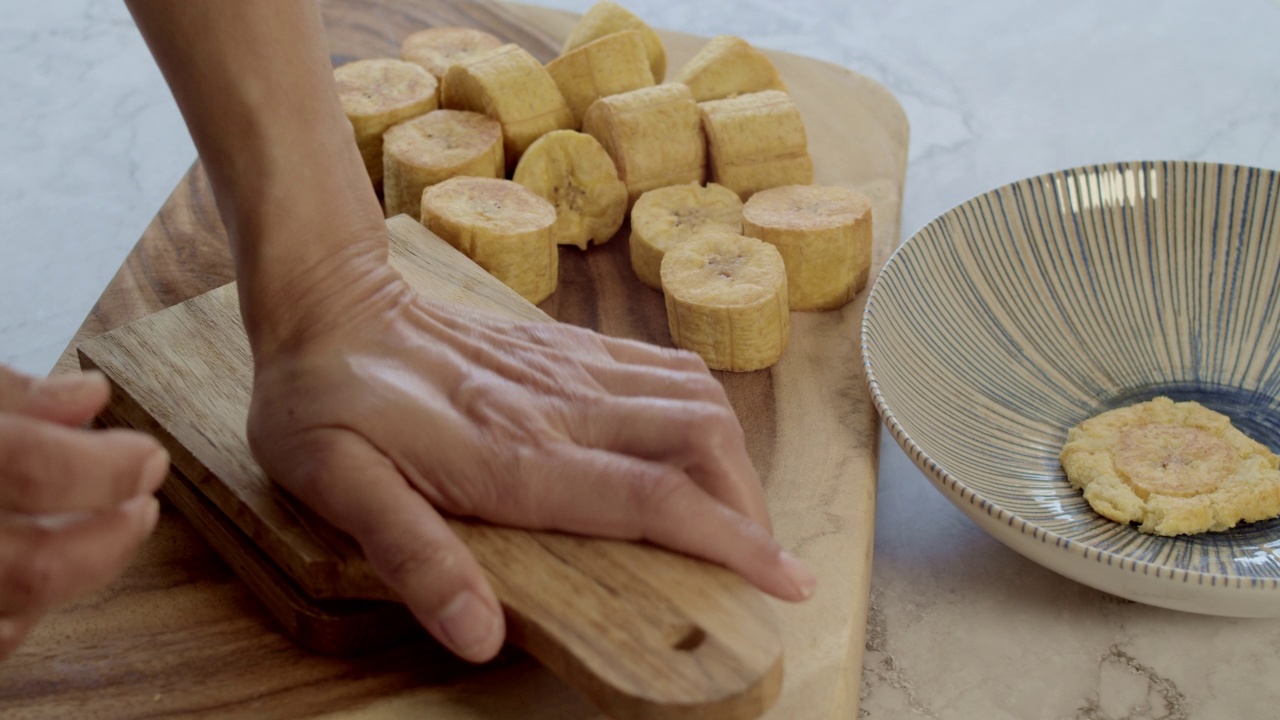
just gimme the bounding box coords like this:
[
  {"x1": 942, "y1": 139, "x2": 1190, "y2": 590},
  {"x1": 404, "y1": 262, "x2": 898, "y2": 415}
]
[
  {"x1": 451, "y1": 375, "x2": 512, "y2": 420},
  {"x1": 741, "y1": 519, "x2": 783, "y2": 565},
  {"x1": 689, "y1": 402, "x2": 744, "y2": 445},
  {"x1": 664, "y1": 348, "x2": 710, "y2": 373},
  {"x1": 628, "y1": 467, "x2": 687, "y2": 517},
  {"x1": 0, "y1": 365, "x2": 35, "y2": 410},
  {"x1": 504, "y1": 442, "x2": 569, "y2": 526},
  {"x1": 8, "y1": 536, "x2": 61, "y2": 611},
  {"x1": 0, "y1": 616, "x2": 34, "y2": 661},
  {"x1": 281, "y1": 440, "x2": 343, "y2": 502},
  {"x1": 513, "y1": 323, "x2": 590, "y2": 352},
  {"x1": 517, "y1": 320, "x2": 568, "y2": 343},
  {"x1": 371, "y1": 535, "x2": 459, "y2": 591},
  {"x1": 465, "y1": 437, "x2": 550, "y2": 521},
  {"x1": 681, "y1": 372, "x2": 728, "y2": 403},
  {"x1": 0, "y1": 441, "x2": 58, "y2": 510},
  {"x1": 445, "y1": 456, "x2": 504, "y2": 518}
]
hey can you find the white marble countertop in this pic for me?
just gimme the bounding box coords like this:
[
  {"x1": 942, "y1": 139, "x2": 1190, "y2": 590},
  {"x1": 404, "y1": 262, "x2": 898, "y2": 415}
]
[{"x1": 4, "y1": 0, "x2": 1280, "y2": 717}]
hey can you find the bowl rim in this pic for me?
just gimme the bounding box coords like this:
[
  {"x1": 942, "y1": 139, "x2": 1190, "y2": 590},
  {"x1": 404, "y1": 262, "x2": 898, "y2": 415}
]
[{"x1": 860, "y1": 158, "x2": 1280, "y2": 593}]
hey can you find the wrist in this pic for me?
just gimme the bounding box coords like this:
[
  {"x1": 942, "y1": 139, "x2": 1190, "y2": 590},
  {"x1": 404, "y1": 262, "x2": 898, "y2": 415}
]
[
  {"x1": 236, "y1": 223, "x2": 406, "y2": 362},
  {"x1": 221, "y1": 109, "x2": 403, "y2": 358}
]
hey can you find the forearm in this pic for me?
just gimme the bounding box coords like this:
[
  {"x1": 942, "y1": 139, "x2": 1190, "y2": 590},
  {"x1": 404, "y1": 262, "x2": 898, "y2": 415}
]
[{"x1": 125, "y1": 1, "x2": 393, "y2": 353}]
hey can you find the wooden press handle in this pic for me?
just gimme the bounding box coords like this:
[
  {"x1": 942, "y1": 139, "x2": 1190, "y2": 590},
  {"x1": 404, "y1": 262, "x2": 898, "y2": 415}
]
[{"x1": 451, "y1": 521, "x2": 783, "y2": 720}]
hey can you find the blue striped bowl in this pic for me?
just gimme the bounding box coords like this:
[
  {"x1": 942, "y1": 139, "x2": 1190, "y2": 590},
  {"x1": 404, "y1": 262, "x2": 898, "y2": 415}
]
[{"x1": 862, "y1": 161, "x2": 1280, "y2": 616}]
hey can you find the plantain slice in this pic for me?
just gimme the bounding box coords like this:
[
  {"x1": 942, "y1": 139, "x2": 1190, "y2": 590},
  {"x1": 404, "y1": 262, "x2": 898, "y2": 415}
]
[
  {"x1": 401, "y1": 27, "x2": 504, "y2": 102},
  {"x1": 629, "y1": 183, "x2": 743, "y2": 290},
  {"x1": 441, "y1": 44, "x2": 574, "y2": 172},
  {"x1": 383, "y1": 109, "x2": 504, "y2": 221},
  {"x1": 334, "y1": 58, "x2": 438, "y2": 188},
  {"x1": 546, "y1": 30, "x2": 655, "y2": 128},
  {"x1": 742, "y1": 184, "x2": 872, "y2": 311},
  {"x1": 582, "y1": 83, "x2": 705, "y2": 207},
  {"x1": 513, "y1": 130, "x2": 628, "y2": 250},
  {"x1": 420, "y1": 176, "x2": 559, "y2": 304},
  {"x1": 675, "y1": 35, "x2": 787, "y2": 102},
  {"x1": 562, "y1": 1, "x2": 666, "y2": 82},
  {"x1": 699, "y1": 90, "x2": 813, "y2": 200},
  {"x1": 660, "y1": 231, "x2": 789, "y2": 372}
]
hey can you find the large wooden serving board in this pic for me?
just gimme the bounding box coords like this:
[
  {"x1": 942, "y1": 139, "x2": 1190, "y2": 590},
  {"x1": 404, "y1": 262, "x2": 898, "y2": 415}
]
[{"x1": 7, "y1": 1, "x2": 909, "y2": 718}]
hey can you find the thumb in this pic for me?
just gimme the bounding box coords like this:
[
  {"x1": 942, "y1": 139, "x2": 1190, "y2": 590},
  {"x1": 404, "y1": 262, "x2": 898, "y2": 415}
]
[{"x1": 264, "y1": 429, "x2": 505, "y2": 662}]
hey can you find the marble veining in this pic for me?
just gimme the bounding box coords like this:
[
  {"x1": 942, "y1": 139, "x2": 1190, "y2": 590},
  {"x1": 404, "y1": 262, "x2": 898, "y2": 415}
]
[
  {"x1": 859, "y1": 589, "x2": 939, "y2": 719},
  {"x1": 1074, "y1": 646, "x2": 1191, "y2": 720},
  {"x1": 4, "y1": 0, "x2": 1280, "y2": 717}
]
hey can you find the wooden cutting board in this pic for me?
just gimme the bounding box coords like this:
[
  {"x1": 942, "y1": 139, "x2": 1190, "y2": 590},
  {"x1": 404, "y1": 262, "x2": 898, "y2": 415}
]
[{"x1": 5, "y1": 1, "x2": 909, "y2": 718}]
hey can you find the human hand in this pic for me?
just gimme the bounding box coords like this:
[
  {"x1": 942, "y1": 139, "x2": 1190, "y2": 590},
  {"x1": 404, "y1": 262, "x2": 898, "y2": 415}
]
[
  {"x1": 0, "y1": 365, "x2": 168, "y2": 659},
  {"x1": 247, "y1": 261, "x2": 816, "y2": 664}
]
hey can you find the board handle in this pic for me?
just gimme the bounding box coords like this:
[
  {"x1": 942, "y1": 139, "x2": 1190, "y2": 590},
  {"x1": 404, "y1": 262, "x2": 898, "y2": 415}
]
[{"x1": 452, "y1": 521, "x2": 783, "y2": 720}]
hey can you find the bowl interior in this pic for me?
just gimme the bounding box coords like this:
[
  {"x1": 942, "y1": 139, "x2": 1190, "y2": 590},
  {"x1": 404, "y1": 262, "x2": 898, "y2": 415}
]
[{"x1": 863, "y1": 160, "x2": 1280, "y2": 580}]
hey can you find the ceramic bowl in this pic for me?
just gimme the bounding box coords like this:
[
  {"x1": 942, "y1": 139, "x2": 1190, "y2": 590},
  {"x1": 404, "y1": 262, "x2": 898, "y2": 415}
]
[{"x1": 862, "y1": 160, "x2": 1280, "y2": 616}]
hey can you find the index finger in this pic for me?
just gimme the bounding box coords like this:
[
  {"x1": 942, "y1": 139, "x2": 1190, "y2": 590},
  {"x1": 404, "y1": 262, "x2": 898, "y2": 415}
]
[
  {"x1": 483, "y1": 444, "x2": 813, "y2": 602},
  {"x1": 560, "y1": 395, "x2": 772, "y2": 532},
  {"x1": 0, "y1": 416, "x2": 168, "y2": 514},
  {"x1": 0, "y1": 366, "x2": 111, "y2": 427}
]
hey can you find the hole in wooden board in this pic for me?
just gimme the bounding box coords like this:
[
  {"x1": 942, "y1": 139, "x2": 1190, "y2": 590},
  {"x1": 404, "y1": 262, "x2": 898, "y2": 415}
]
[{"x1": 672, "y1": 626, "x2": 706, "y2": 652}]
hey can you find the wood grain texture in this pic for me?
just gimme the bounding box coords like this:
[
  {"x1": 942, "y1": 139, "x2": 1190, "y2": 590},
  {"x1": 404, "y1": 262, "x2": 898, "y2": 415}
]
[
  {"x1": 18, "y1": 1, "x2": 910, "y2": 718},
  {"x1": 81, "y1": 217, "x2": 785, "y2": 720}
]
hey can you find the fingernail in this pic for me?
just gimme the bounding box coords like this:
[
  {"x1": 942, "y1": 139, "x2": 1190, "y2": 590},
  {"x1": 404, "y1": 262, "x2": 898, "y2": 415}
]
[
  {"x1": 780, "y1": 551, "x2": 817, "y2": 600},
  {"x1": 0, "y1": 618, "x2": 19, "y2": 643},
  {"x1": 435, "y1": 591, "x2": 499, "y2": 661},
  {"x1": 120, "y1": 495, "x2": 160, "y2": 531},
  {"x1": 141, "y1": 496, "x2": 161, "y2": 531},
  {"x1": 140, "y1": 449, "x2": 171, "y2": 492},
  {"x1": 33, "y1": 372, "x2": 104, "y2": 404}
]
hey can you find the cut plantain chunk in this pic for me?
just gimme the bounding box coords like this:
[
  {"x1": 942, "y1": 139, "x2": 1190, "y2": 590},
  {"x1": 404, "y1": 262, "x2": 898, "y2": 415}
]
[
  {"x1": 562, "y1": 1, "x2": 667, "y2": 82},
  {"x1": 513, "y1": 130, "x2": 628, "y2": 250},
  {"x1": 441, "y1": 44, "x2": 574, "y2": 172},
  {"x1": 582, "y1": 83, "x2": 705, "y2": 207},
  {"x1": 743, "y1": 184, "x2": 873, "y2": 311},
  {"x1": 699, "y1": 90, "x2": 813, "y2": 200},
  {"x1": 629, "y1": 183, "x2": 743, "y2": 290},
  {"x1": 674, "y1": 35, "x2": 787, "y2": 102},
  {"x1": 334, "y1": 59, "x2": 438, "y2": 189},
  {"x1": 401, "y1": 27, "x2": 504, "y2": 102},
  {"x1": 383, "y1": 109, "x2": 504, "y2": 221},
  {"x1": 420, "y1": 177, "x2": 559, "y2": 304},
  {"x1": 660, "y1": 232, "x2": 789, "y2": 372},
  {"x1": 546, "y1": 30, "x2": 655, "y2": 128}
]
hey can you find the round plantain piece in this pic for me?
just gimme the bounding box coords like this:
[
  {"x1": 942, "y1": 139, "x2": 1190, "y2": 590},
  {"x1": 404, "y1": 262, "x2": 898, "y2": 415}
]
[
  {"x1": 334, "y1": 58, "x2": 438, "y2": 188},
  {"x1": 401, "y1": 27, "x2": 504, "y2": 101},
  {"x1": 675, "y1": 35, "x2": 787, "y2": 102},
  {"x1": 382, "y1": 109, "x2": 504, "y2": 221},
  {"x1": 699, "y1": 90, "x2": 813, "y2": 200},
  {"x1": 562, "y1": 1, "x2": 666, "y2": 82},
  {"x1": 629, "y1": 183, "x2": 744, "y2": 290},
  {"x1": 441, "y1": 44, "x2": 574, "y2": 173},
  {"x1": 742, "y1": 184, "x2": 872, "y2": 311},
  {"x1": 512, "y1": 130, "x2": 627, "y2": 251},
  {"x1": 546, "y1": 30, "x2": 655, "y2": 128},
  {"x1": 420, "y1": 177, "x2": 559, "y2": 305},
  {"x1": 582, "y1": 83, "x2": 705, "y2": 207},
  {"x1": 660, "y1": 231, "x2": 789, "y2": 372},
  {"x1": 1060, "y1": 397, "x2": 1280, "y2": 536}
]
